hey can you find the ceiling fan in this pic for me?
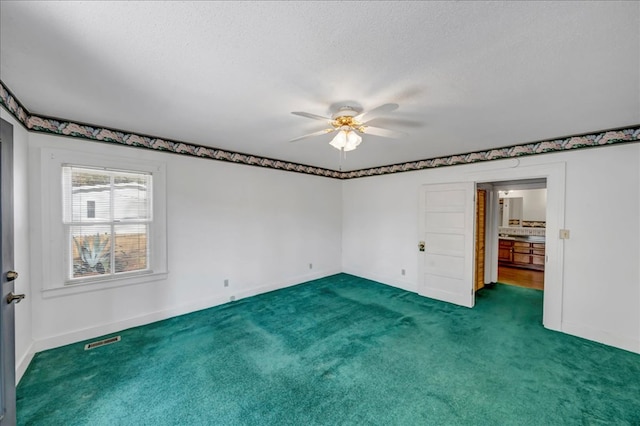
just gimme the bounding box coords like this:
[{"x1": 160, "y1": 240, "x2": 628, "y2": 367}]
[{"x1": 290, "y1": 103, "x2": 406, "y2": 152}]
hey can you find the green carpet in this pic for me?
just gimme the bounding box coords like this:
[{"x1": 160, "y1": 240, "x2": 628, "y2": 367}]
[{"x1": 17, "y1": 274, "x2": 640, "y2": 425}]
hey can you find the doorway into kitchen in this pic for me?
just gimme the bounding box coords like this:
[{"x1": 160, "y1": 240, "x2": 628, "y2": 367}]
[
  {"x1": 494, "y1": 180, "x2": 547, "y2": 291},
  {"x1": 469, "y1": 162, "x2": 564, "y2": 332}
]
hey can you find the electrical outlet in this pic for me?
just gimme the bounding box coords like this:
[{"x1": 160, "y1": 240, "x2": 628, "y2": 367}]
[
  {"x1": 401, "y1": 269, "x2": 406, "y2": 276},
  {"x1": 559, "y1": 229, "x2": 570, "y2": 239},
  {"x1": 224, "y1": 279, "x2": 229, "y2": 287},
  {"x1": 309, "y1": 263, "x2": 313, "y2": 269}
]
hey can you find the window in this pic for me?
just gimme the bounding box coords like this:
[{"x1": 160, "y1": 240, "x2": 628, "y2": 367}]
[
  {"x1": 40, "y1": 148, "x2": 167, "y2": 296},
  {"x1": 63, "y1": 166, "x2": 152, "y2": 282},
  {"x1": 86, "y1": 200, "x2": 95, "y2": 218}
]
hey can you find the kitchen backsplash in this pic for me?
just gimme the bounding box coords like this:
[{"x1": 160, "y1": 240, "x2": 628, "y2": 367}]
[
  {"x1": 522, "y1": 221, "x2": 546, "y2": 228},
  {"x1": 499, "y1": 226, "x2": 546, "y2": 237}
]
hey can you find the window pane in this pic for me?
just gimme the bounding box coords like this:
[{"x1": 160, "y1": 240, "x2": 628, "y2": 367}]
[
  {"x1": 63, "y1": 167, "x2": 112, "y2": 223},
  {"x1": 114, "y1": 224, "x2": 148, "y2": 273},
  {"x1": 70, "y1": 226, "x2": 112, "y2": 279},
  {"x1": 87, "y1": 200, "x2": 96, "y2": 218},
  {"x1": 113, "y1": 172, "x2": 151, "y2": 221}
]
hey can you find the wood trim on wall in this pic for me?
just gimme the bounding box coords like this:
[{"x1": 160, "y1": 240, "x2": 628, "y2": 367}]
[{"x1": 475, "y1": 189, "x2": 487, "y2": 291}]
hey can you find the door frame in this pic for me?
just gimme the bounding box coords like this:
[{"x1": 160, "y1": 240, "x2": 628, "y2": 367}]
[
  {"x1": 0, "y1": 117, "x2": 16, "y2": 425},
  {"x1": 466, "y1": 161, "x2": 566, "y2": 332}
]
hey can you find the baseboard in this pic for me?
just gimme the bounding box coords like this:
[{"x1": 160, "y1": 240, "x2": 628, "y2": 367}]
[
  {"x1": 32, "y1": 269, "x2": 341, "y2": 353},
  {"x1": 561, "y1": 321, "x2": 640, "y2": 354},
  {"x1": 16, "y1": 341, "x2": 35, "y2": 384},
  {"x1": 342, "y1": 268, "x2": 417, "y2": 293},
  {"x1": 32, "y1": 294, "x2": 225, "y2": 353},
  {"x1": 232, "y1": 269, "x2": 342, "y2": 301}
]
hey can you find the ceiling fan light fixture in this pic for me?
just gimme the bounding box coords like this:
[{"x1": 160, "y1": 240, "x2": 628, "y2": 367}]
[
  {"x1": 291, "y1": 102, "x2": 403, "y2": 153},
  {"x1": 329, "y1": 128, "x2": 362, "y2": 151},
  {"x1": 345, "y1": 130, "x2": 362, "y2": 151},
  {"x1": 329, "y1": 129, "x2": 348, "y2": 150}
]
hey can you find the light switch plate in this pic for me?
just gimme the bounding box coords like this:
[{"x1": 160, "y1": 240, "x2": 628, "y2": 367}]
[{"x1": 559, "y1": 229, "x2": 570, "y2": 239}]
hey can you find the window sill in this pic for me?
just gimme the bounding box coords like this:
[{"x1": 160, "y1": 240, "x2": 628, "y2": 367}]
[{"x1": 41, "y1": 270, "x2": 169, "y2": 299}]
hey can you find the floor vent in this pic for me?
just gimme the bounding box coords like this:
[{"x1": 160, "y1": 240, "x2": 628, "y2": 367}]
[{"x1": 84, "y1": 336, "x2": 121, "y2": 350}]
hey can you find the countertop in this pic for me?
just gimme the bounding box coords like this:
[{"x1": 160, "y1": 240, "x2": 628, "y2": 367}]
[{"x1": 499, "y1": 235, "x2": 546, "y2": 243}]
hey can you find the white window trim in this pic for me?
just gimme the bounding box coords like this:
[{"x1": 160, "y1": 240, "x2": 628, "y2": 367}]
[{"x1": 40, "y1": 148, "x2": 168, "y2": 298}]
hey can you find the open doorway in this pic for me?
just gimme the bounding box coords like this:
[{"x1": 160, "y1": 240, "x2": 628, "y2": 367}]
[
  {"x1": 494, "y1": 181, "x2": 547, "y2": 291},
  {"x1": 472, "y1": 184, "x2": 547, "y2": 292},
  {"x1": 476, "y1": 179, "x2": 547, "y2": 291},
  {"x1": 469, "y1": 163, "x2": 565, "y2": 332},
  {"x1": 472, "y1": 180, "x2": 547, "y2": 328}
]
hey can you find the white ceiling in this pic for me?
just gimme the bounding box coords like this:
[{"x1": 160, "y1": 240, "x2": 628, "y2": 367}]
[{"x1": 1, "y1": 1, "x2": 639, "y2": 171}]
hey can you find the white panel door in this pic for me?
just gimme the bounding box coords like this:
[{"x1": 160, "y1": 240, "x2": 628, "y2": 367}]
[
  {"x1": 419, "y1": 182, "x2": 475, "y2": 308},
  {"x1": 1, "y1": 118, "x2": 16, "y2": 426}
]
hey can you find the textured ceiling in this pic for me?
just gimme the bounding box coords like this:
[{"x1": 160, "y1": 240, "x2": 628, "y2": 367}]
[{"x1": 1, "y1": 1, "x2": 639, "y2": 171}]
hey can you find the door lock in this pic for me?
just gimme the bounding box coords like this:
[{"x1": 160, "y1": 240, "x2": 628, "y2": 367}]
[
  {"x1": 6, "y1": 270, "x2": 18, "y2": 281},
  {"x1": 6, "y1": 292, "x2": 25, "y2": 304},
  {"x1": 418, "y1": 241, "x2": 425, "y2": 252}
]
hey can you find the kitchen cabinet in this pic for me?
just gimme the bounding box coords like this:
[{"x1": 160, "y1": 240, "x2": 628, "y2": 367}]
[
  {"x1": 498, "y1": 239, "x2": 545, "y2": 271},
  {"x1": 498, "y1": 239, "x2": 513, "y2": 263}
]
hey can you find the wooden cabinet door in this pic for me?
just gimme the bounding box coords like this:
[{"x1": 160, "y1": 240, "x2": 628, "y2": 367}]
[
  {"x1": 498, "y1": 240, "x2": 513, "y2": 262},
  {"x1": 512, "y1": 242, "x2": 531, "y2": 265},
  {"x1": 532, "y1": 255, "x2": 545, "y2": 266},
  {"x1": 532, "y1": 246, "x2": 545, "y2": 266}
]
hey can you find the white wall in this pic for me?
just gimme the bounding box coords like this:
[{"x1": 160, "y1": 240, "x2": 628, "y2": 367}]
[
  {"x1": 560, "y1": 145, "x2": 639, "y2": 352},
  {"x1": 502, "y1": 189, "x2": 547, "y2": 221},
  {"x1": 0, "y1": 110, "x2": 33, "y2": 382},
  {"x1": 343, "y1": 144, "x2": 640, "y2": 354},
  {"x1": 27, "y1": 132, "x2": 342, "y2": 352}
]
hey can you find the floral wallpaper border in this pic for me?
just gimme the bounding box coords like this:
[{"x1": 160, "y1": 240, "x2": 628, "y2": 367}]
[
  {"x1": 344, "y1": 126, "x2": 640, "y2": 179},
  {"x1": 2, "y1": 80, "x2": 639, "y2": 180}
]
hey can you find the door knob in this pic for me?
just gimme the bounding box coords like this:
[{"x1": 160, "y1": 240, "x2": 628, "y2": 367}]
[
  {"x1": 6, "y1": 292, "x2": 25, "y2": 304},
  {"x1": 6, "y1": 270, "x2": 18, "y2": 281}
]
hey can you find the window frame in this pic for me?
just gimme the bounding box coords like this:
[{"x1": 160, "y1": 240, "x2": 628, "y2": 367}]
[
  {"x1": 63, "y1": 165, "x2": 153, "y2": 284},
  {"x1": 40, "y1": 148, "x2": 168, "y2": 297}
]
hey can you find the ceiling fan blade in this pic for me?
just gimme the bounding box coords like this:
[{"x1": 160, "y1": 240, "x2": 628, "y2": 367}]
[
  {"x1": 361, "y1": 125, "x2": 407, "y2": 139},
  {"x1": 354, "y1": 103, "x2": 399, "y2": 123},
  {"x1": 289, "y1": 128, "x2": 334, "y2": 142},
  {"x1": 291, "y1": 111, "x2": 332, "y2": 122}
]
